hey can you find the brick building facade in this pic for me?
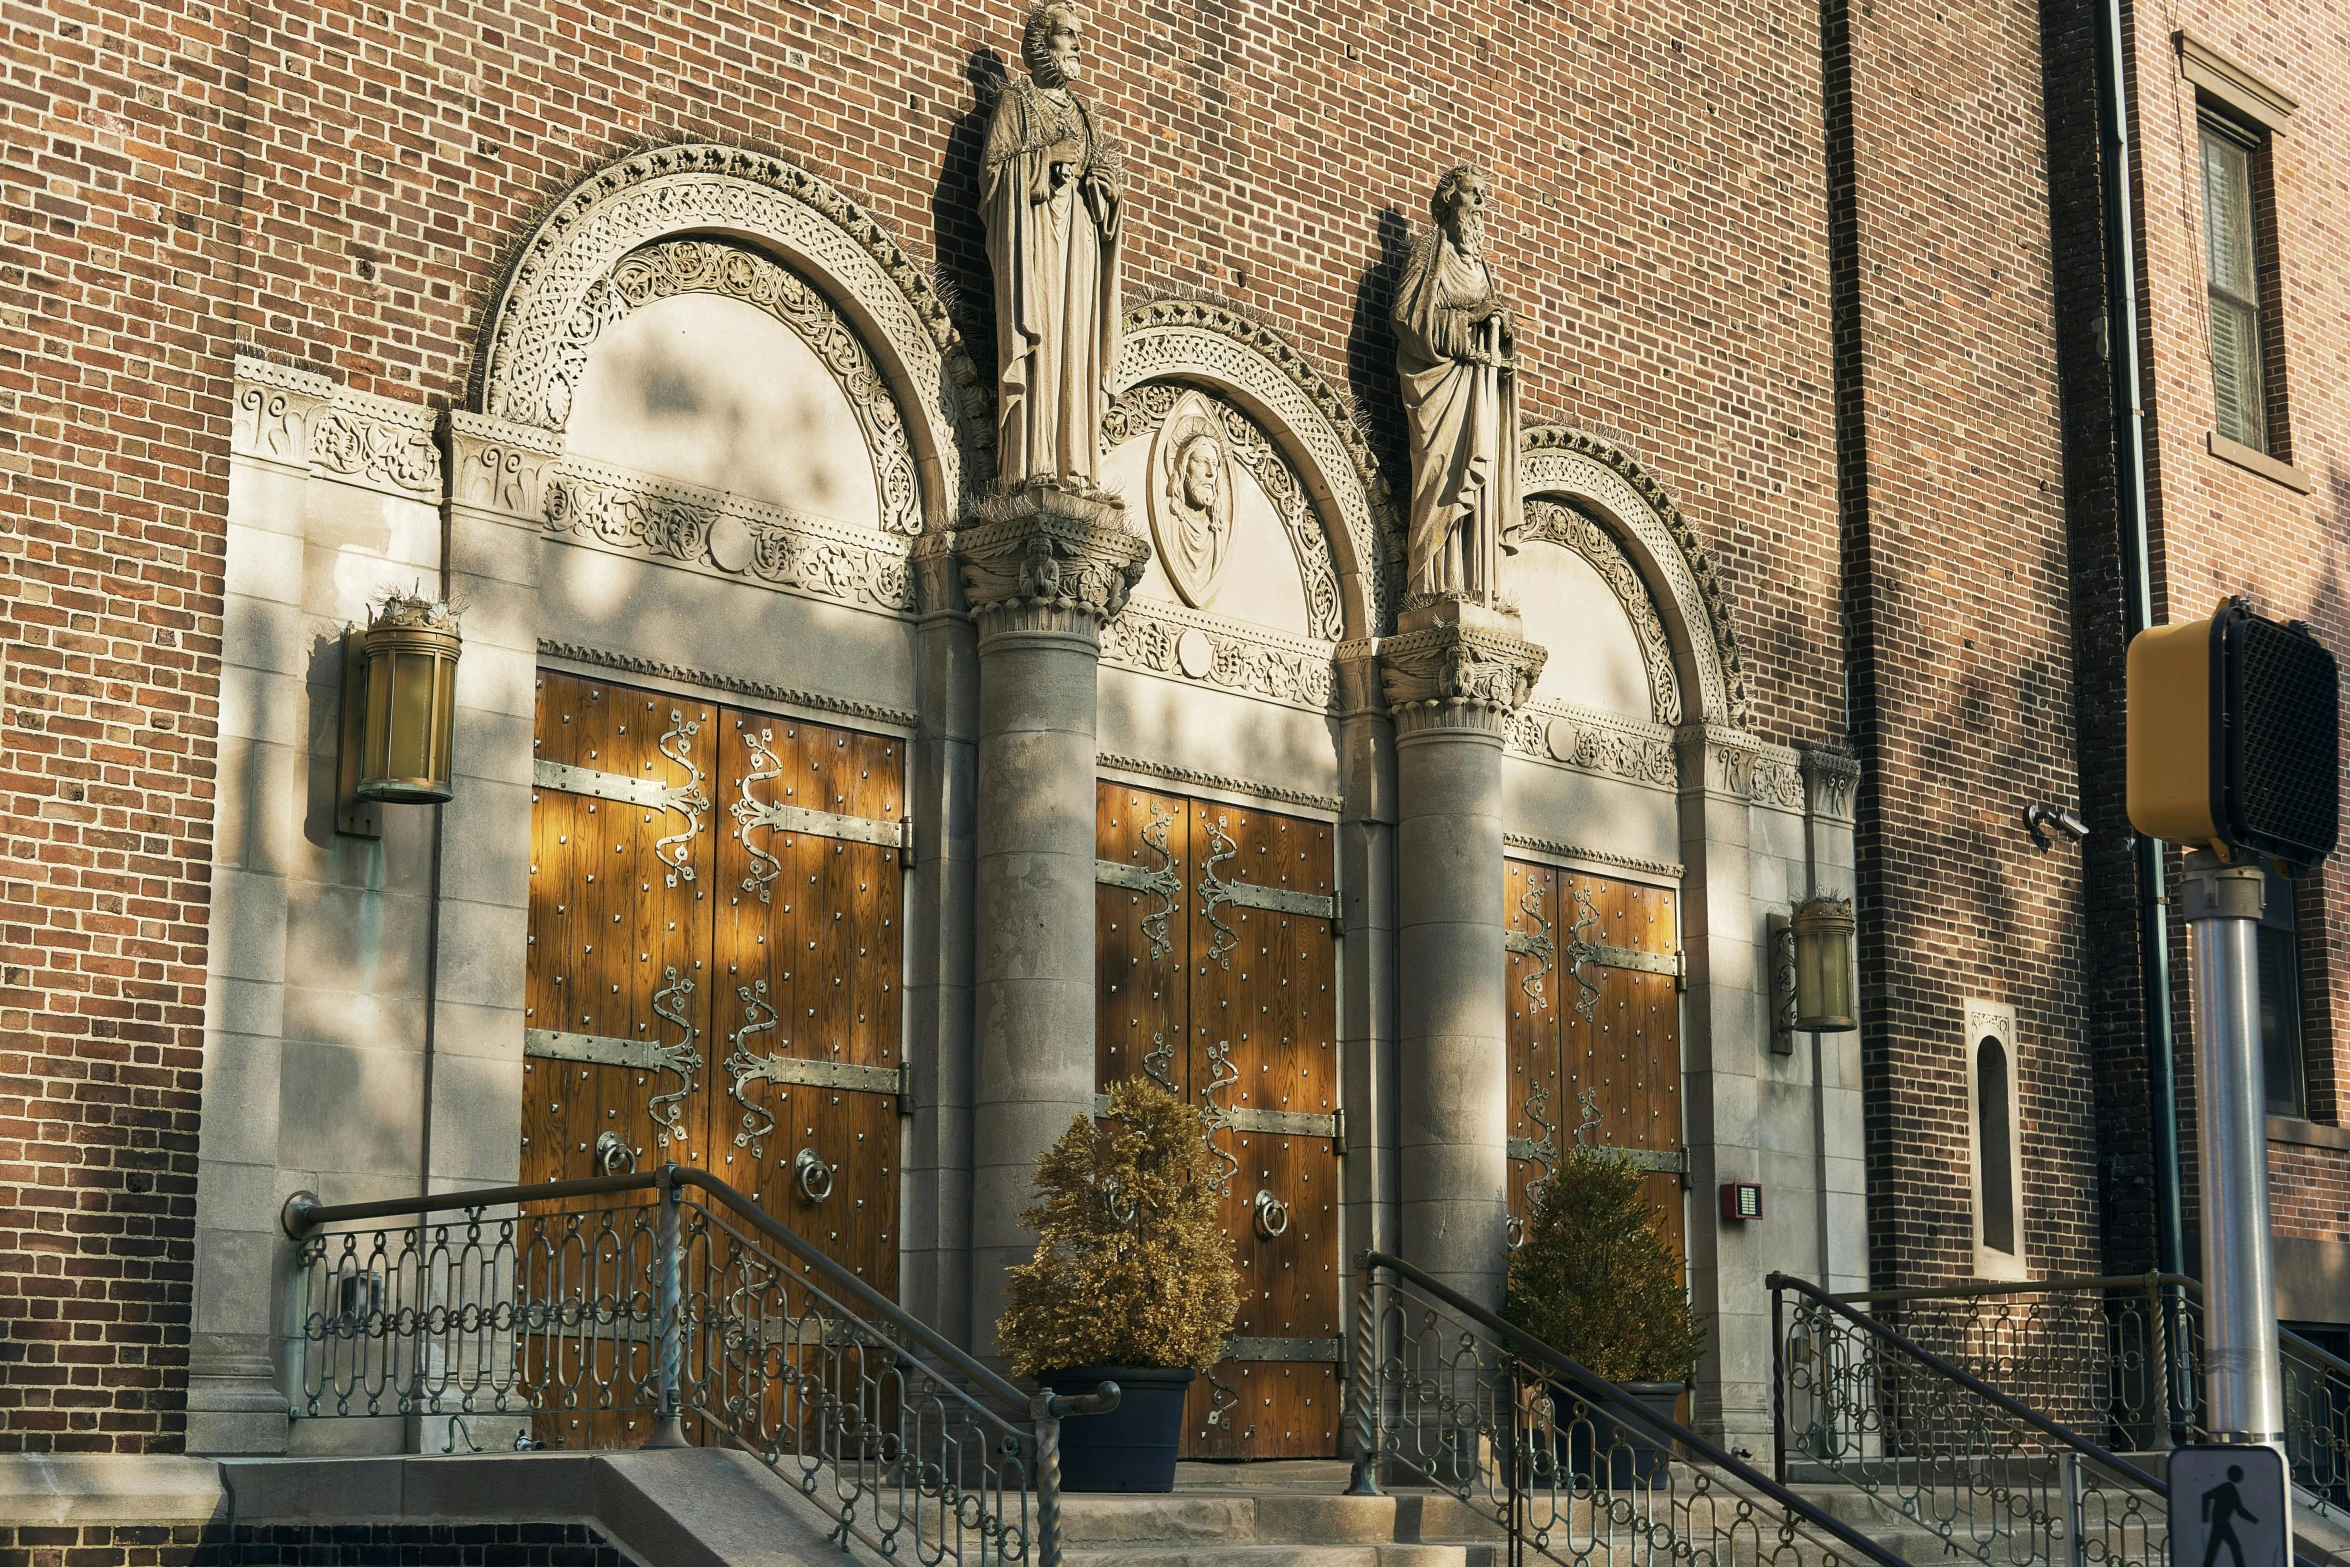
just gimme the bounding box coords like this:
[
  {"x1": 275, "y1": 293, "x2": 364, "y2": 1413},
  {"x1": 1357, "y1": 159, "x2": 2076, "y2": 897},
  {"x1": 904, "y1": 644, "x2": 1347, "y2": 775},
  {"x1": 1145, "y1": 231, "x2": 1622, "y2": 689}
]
[{"x1": 0, "y1": 0, "x2": 2342, "y2": 1481}]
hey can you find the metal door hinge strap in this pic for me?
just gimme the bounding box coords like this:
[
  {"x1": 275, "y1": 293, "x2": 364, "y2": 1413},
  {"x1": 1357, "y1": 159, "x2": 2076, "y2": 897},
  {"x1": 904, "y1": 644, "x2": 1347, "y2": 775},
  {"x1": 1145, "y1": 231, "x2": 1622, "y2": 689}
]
[
  {"x1": 529, "y1": 1028, "x2": 902, "y2": 1097},
  {"x1": 1095, "y1": 860, "x2": 1335, "y2": 922},
  {"x1": 538, "y1": 758, "x2": 909, "y2": 853},
  {"x1": 1506, "y1": 929, "x2": 1680, "y2": 979},
  {"x1": 1093, "y1": 1091, "x2": 1336, "y2": 1139},
  {"x1": 1223, "y1": 1336, "x2": 1344, "y2": 1363},
  {"x1": 1507, "y1": 1136, "x2": 1687, "y2": 1176}
]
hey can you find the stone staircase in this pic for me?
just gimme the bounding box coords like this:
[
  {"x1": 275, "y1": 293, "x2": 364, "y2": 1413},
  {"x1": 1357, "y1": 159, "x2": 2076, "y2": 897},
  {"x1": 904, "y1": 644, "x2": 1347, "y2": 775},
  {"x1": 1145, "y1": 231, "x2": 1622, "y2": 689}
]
[{"x1": 1058, "y1": 1460, "x2": 1959, "y2": 1567}]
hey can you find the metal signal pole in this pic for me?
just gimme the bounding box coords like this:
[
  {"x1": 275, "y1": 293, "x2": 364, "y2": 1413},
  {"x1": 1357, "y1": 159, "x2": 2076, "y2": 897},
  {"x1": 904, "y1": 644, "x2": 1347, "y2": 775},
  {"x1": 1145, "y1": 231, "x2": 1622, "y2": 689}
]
[{"x1": 2180, "y1": 850, "x2": 2286, "y2": 1449}]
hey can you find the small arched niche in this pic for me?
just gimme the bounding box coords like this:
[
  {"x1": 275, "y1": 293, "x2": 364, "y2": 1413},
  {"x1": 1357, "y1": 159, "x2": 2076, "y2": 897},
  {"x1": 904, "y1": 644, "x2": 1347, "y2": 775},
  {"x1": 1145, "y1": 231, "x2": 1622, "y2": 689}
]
[{"x1": 1510, "y1": 498, "x2": 1680, "y2": 725}]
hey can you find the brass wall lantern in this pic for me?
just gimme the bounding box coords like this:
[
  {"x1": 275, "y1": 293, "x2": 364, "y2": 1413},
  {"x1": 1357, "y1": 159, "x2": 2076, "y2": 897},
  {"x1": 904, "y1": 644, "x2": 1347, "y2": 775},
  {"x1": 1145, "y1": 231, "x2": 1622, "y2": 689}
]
[
  {"x1": 1769, "y1": 894, "x2": 1858, "y2": 1050},
  {"x1": 337, "y1": 592, "x2": 461, "y2": 835}
]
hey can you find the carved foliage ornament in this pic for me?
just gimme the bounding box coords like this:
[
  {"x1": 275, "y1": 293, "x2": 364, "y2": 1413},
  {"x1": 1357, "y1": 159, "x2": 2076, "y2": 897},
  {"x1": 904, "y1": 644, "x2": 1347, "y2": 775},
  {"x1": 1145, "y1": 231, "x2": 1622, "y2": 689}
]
[{"x1": 544, "y1": 459, "x2": 915, "y2": 616}]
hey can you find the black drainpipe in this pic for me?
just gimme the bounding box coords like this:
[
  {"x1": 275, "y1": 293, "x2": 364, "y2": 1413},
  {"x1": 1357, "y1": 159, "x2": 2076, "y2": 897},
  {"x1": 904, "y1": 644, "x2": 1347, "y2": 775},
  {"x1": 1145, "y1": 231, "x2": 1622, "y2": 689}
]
[{"x1": 2093, "y1": 0, "x2": 2184, "y2": 1281}]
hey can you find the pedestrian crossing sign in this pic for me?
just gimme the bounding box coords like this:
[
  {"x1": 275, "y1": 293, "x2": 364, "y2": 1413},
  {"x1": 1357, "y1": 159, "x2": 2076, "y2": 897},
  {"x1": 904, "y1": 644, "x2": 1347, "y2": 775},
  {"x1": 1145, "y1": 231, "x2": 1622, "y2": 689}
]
[{"x1": 2169, "y1": 1443, "x2": 2291, "y2": 1567}]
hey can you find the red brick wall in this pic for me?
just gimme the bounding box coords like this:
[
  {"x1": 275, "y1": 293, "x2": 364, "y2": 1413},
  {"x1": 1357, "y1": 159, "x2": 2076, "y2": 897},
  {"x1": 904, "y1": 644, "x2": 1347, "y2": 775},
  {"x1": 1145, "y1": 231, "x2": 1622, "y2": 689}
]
[
  {"x1": 5, "y1": 0, "x2": 2155, "y2": 1447},
  {"x1": 0, "y1": 0, "x2": 234, "y2": 1450},
  {"x1": 2078, "y1": 4, "x2": 2350, "y2": 1267},
  {"x1": 1830, "y1": 0, "x2": 2102, "y2": 1285}
]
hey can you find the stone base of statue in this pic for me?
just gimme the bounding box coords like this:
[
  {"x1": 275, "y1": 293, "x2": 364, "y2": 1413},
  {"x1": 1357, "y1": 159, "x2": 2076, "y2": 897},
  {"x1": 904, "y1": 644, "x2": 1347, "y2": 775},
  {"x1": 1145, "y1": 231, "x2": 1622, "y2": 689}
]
[
  {"x1": 1380, "y1": 596, "x2": 1548, "y2": 721},
  {"x1": 957, "y1": 473, "x2": 1152, "y2": 1345}
]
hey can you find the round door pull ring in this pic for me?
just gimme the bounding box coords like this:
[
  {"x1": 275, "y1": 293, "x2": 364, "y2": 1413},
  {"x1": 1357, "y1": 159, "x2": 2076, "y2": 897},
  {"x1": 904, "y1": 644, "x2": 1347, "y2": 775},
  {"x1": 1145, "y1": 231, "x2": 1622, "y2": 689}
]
[
  {"x1": 795, "y1": 1148, "x2": 835, "y2": 1204},
  {"x1": 594, "y1": 1131, "x2": 637, "y2": 1176},
  {"x1": 1252, "y1": 1187, "x2": 1290, "y2": 1240}
]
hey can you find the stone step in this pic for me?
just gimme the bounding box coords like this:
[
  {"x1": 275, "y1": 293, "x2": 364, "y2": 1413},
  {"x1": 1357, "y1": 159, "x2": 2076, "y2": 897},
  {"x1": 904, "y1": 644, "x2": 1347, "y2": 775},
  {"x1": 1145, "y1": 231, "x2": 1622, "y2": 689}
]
[
  {"x1": 1068, "y1": 1546, "x2": 1499, "y2": 1567},
  {"x1": 1060, "y1": 1491, "x2": 1505, "y2": 1547}
]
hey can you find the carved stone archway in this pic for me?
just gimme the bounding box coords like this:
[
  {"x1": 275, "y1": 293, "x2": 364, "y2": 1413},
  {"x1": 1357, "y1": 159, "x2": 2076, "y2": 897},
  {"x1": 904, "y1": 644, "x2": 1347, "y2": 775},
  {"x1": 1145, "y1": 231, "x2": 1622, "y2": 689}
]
[
  {"x1": 1113, "y1": 297, "x2": 1403, "y2": 641},
  {"x1": 473, "y1": 144, "x2": 988, "y2": 528},
  {"x1": 1518, "y1": 425, "x2": 1749, "y2": 729}
]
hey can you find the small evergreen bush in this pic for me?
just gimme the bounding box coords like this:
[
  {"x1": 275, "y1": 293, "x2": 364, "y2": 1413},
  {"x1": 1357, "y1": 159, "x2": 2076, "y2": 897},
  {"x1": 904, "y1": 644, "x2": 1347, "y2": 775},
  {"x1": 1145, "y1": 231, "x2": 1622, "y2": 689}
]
[
  {"x1": 1505, "y1": 1145, "x2": 1708, "y2": 1384},
  {"x1": 996, "y1": 1078, "x2": 1240, "y2": 1376}
]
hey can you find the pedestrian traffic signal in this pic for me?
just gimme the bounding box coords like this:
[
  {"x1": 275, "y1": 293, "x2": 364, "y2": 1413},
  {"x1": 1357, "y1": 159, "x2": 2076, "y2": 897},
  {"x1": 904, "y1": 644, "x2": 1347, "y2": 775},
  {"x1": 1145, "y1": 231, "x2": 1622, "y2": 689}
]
[{"x1": 2127, "y1": 597, "x2": 2339, "y2": 872}]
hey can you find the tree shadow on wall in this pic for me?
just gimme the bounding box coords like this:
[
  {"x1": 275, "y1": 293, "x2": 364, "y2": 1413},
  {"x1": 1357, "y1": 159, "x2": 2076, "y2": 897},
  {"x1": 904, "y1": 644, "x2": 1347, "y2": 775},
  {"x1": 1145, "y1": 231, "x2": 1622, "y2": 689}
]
[
  {"x1": 934, "y1": 49, "x2": 1009, "y2": 395},
  {"x1": 1346, "y1": 207, "x2": 1414, "y2": 514}
]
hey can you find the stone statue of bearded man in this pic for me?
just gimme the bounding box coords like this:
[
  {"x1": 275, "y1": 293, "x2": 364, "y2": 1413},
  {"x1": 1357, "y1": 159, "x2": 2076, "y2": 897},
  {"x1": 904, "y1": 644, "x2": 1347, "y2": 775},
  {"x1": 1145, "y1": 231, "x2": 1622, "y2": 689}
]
[
  {"x1": 1393, "y1": 164, "x2": 1521, "y2": 606},
  {"x1": 981, "y1": 1, "x2": 1124, "y2": 488}
]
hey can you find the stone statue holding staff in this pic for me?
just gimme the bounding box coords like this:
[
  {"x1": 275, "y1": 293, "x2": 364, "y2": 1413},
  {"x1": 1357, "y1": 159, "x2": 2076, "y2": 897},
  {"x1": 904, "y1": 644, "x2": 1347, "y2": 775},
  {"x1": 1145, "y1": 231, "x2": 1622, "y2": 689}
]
[
  {"x1": 981, "y1": 0, "x2": 1123, "y2": 488},
  {"x1": 1393, "y1": 163, "x2": 1522, "y2": 606}
]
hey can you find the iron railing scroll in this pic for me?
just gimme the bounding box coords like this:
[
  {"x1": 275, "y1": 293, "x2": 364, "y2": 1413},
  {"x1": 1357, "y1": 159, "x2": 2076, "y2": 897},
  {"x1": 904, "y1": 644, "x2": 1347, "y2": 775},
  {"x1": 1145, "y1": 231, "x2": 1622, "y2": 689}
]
[
  {"x1": 1769, "y1": 1273, "x2": 2171, "y2": 1567},
  {"x1": 1776, "y1": 1271, "x2": 2350, "y2": 1518},
  {"x1": 1350, "y1": 1250, "x2": 1913, "y2": 1567},
  {"x1": 283, "y1": 1164, "x2": 1119, "y2": 1567}
]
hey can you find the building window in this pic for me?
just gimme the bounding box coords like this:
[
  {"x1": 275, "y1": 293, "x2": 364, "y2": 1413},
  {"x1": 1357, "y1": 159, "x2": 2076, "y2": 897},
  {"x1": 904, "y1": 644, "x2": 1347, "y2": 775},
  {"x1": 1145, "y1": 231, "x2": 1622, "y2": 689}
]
[
  {"x1": 1965, "y1": 1001, "x2": 2026, "y2": 1278},
  {"x1": 2260, "y1": 869, "x2": 2307, "y2": 1119},
  {"x1": 2200, "y1": 115, "x2": 2272, "y2": 451}
]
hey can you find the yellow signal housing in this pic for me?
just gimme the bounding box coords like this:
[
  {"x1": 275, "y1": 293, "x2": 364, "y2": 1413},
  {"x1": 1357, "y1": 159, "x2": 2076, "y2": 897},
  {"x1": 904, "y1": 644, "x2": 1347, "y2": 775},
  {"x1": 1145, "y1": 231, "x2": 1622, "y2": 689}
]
[{"x1": 2127, "y1": 614, "x2": 2219, "y2": 850}]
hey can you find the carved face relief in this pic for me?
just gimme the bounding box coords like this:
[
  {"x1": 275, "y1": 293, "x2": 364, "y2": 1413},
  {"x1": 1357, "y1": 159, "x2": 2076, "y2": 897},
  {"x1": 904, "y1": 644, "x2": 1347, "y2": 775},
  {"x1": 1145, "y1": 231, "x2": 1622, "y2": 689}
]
[{"x1": 1147, "y1": 390, "x2": 1236, "y2": 609}]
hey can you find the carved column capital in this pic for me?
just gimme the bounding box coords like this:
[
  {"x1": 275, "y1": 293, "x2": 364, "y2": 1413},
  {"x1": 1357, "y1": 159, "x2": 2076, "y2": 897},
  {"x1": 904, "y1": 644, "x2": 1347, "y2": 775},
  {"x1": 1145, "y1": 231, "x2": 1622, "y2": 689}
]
[
  {"x1": 910, "y1": 531, "x2": 965, "y2": 620},
  {"x1": 443, "y1": 410, "x2": 564, "y2": 520},
  {"x1": 1378, "y1": 600, "x2": 1547, "y2": 735},
  {"x1": 230, "y1": 356, "x2": 335, "y2": 471},
  {"x1": 1800, "y1": 744, "x2": 1860, "y2": 822},
  {"x1": 957, "y1": 480, "x2": 1151, "y2": 645}
]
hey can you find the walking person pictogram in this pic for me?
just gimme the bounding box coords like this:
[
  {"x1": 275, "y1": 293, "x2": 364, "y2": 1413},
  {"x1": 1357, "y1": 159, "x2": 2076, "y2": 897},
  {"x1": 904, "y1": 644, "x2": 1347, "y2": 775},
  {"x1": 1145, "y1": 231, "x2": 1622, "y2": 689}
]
[{"x1": 2201, "y1": 1464, "x2": 2260, "y2": 1567}]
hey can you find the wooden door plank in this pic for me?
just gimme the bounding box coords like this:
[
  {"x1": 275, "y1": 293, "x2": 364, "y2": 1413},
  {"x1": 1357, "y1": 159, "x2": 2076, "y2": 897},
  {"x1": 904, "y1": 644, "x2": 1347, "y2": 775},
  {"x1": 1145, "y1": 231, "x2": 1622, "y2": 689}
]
[{"x1": 1095, "y1": 782, "x2": 1191, "y2": 1096}]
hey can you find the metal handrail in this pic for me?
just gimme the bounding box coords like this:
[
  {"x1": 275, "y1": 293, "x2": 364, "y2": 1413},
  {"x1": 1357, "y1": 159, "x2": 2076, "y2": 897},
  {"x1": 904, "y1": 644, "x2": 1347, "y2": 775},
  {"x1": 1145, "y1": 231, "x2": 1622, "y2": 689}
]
[
  {"x1": 286, "y1": 1163, "x2": 1118, "y2": 1567},
  {"x1": 1827, "y1": 1270, "x2": 2350, "y2": 1393},
  {"x1": 284, "y1": 1163, "x2": 1048, "y2": 1420},
  {"x1": 1771, "y1": 1273, "x2": 2167, "y2": 1494},
  {"x1": 1774, "y1": 1272, "x2": 2333, "y2": 1567},
  {"x1": 1356, "y1": 1250, "x2": 1914, "y2": 1567}
]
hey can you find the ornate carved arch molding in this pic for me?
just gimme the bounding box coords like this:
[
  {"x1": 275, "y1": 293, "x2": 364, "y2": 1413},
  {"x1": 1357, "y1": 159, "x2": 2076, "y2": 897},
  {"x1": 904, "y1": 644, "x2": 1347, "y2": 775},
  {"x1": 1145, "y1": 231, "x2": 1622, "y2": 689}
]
[
  {"x1": 1518, "y1": 425, "x2": 1749, "y2": 729},
  {"x1": 474, "y1": 144, "x2": 987, "y2": 526},
  {"x1": 1112, "y1": 298, "x2": 1403, "y2": 640},
  {"x1": 1519, "y1": 498, "x2": 1680, "y2": 726}
]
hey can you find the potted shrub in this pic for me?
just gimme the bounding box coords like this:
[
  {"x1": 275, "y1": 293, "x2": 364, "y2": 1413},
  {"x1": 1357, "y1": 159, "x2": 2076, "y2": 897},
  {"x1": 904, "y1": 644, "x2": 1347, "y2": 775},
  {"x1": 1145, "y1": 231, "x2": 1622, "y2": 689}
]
[
  {"x1": 1504, "y1": 1145, "x2": 1709, "y2": 1488},
  {"x1": 997, "y1": 1077, "x2": 1239, "y2": 1492}
]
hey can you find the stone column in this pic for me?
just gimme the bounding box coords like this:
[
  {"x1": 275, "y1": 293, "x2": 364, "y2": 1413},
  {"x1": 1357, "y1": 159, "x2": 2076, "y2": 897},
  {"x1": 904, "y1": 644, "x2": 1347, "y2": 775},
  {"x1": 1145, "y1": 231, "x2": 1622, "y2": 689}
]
[
  {"x1": 1335, "y1": 645, "x2": 1401, "y2": 1268},
  {"x1": 904, "y1": 533, "x2": 981, "y2": 1347},
  {"x1": 961, "y1": 483, "x2": 1149, "y2": 1347},
  {"x1": 1382, "y1": 601, "x2": 1545, "y2": 1310},
  {"x1": 1676, "y1": 723, "x2": 1762, "y2": 1450},
  {"x1": 185, "y1": 359, "x2": 336, "y2": 1455}
]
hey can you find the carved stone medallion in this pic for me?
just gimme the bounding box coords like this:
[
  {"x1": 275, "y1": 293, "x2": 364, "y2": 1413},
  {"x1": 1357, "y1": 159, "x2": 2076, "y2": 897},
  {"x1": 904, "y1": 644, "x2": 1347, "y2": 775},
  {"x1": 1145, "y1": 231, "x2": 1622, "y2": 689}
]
[{"x1": 1147, "y1": 389, "x2": 1236, "y2": 608}]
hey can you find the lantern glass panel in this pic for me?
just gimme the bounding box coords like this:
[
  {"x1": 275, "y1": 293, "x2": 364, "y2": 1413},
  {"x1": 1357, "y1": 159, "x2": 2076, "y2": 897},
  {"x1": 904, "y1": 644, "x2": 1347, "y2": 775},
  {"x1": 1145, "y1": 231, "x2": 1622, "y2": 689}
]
[
  {"x1": 388, "y1": 650, "x2": 438, "y2": 782},
  {"x1": 1792, "y1": 903, "x2": 1857, "y2": 1031}
]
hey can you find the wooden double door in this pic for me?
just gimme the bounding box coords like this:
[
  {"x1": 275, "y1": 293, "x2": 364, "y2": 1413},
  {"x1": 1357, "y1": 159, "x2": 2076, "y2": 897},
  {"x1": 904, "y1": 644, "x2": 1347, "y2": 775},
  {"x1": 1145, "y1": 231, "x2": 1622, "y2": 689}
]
[
  {"x1": 521, "y1": 670, "x2": 908, "y2": 1446},
  {"x1": 1504, "y1": 860, "x2": 1687, "y2": 1263},
  {"x1": 1095, "y1": 783, "x2": 1343, "y2": 1459}
]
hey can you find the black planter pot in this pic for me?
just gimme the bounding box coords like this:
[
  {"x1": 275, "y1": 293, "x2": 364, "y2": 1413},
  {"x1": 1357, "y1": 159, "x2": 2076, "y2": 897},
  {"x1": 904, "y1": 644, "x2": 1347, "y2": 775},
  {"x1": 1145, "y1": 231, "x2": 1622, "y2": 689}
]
[
  {"x1": 1556, "y1": 1380, "x2": 1683, "y2": 1490},
  {"x1": 1038, "y1": 1365, "x2": 1195, "y2": 1492}
]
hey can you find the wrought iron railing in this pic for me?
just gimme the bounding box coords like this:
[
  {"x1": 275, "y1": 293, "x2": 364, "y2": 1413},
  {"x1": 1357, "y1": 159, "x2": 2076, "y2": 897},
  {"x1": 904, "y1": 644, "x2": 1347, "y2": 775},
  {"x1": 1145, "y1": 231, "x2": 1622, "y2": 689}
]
[
  {"x1": 1787, "y1": 1272, "x2": 2350, "y2": 1514},
  {"x1": 1771, "y1": 1274, "x2": 2173, "y2": 1567},
  {"x1": 1350, "y1": 1250, "x2": 1913, "y2": 1567},
  {"x1": 282, "y1": 1165, "x2": 1116, "y2": 1567}
]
